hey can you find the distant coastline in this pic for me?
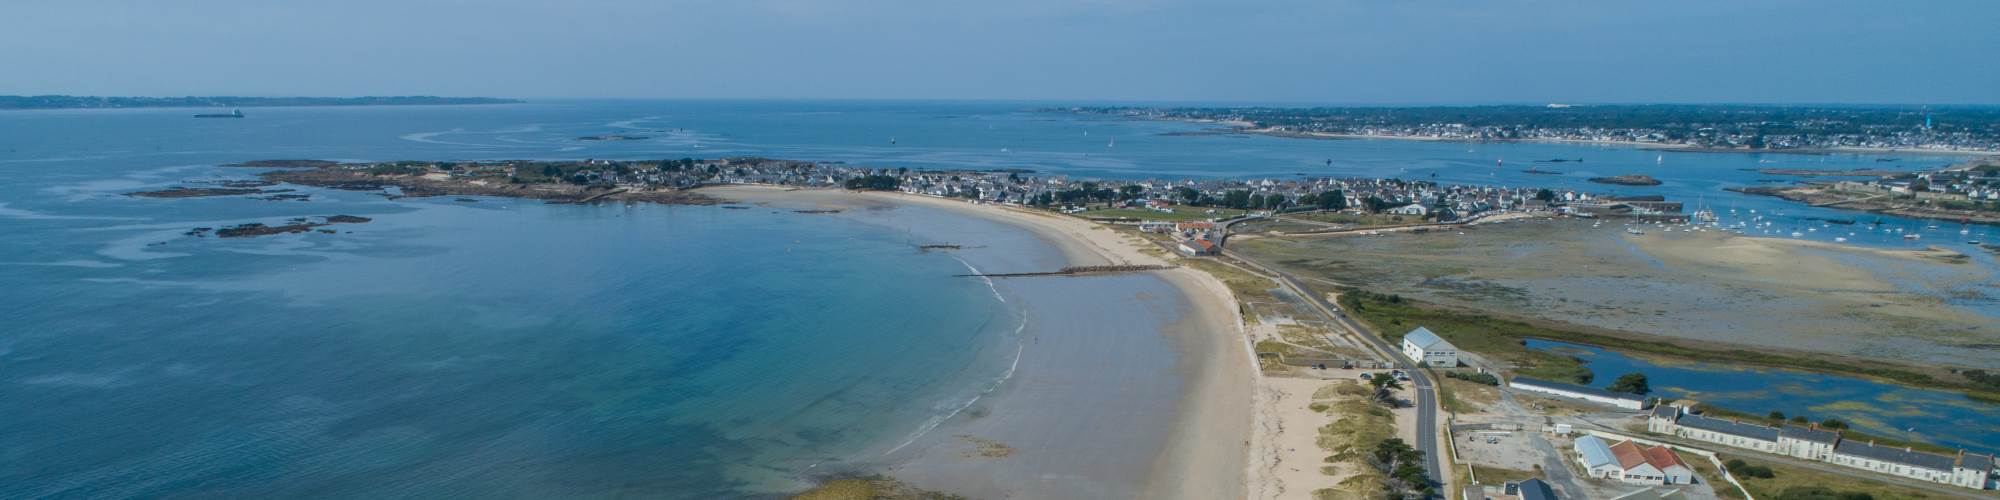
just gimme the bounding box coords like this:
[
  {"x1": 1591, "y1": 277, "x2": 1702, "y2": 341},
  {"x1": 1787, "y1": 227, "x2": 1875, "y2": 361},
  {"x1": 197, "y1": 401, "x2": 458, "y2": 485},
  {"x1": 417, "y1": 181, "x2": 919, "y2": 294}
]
[
  {"x1": 0, "y1": 95, "x2": 520, "y2": 110},
  {"x1": 1215, "y1": 124, "x2": 2000, "y2": 157}
]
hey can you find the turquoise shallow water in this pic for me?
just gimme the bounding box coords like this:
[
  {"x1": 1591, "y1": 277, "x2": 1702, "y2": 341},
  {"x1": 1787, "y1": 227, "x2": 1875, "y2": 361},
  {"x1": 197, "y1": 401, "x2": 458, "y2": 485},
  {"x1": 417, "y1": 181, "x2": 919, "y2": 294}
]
[
  {"x1": 3, "y1": 193, "x2": 1029, "y2": 497},
  {"x1": 2, "y1": 101, "x2": 1996, "y2": 496}
]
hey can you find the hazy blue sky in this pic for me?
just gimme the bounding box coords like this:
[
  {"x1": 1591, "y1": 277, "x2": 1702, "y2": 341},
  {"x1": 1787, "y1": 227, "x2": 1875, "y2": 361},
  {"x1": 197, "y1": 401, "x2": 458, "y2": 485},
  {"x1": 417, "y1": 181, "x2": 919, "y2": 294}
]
[{"x1": 5, "y1": 0, "x2": 1997, "y2": 104}]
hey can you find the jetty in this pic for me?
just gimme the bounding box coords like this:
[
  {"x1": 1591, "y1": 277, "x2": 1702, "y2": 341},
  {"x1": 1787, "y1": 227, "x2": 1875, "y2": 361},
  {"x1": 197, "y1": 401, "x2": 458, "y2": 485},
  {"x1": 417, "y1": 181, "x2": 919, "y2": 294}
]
[{"x1": 955, "y1": 264, "x2": 1170, "y2": 278}]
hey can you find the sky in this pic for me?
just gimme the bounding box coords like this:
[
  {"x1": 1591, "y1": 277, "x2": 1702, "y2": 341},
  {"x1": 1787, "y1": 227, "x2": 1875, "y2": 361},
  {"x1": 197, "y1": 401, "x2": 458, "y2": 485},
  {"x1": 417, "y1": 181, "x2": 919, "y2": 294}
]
[{"x1": 4, "y1": 0, "x2": 1998, "y2": 104}]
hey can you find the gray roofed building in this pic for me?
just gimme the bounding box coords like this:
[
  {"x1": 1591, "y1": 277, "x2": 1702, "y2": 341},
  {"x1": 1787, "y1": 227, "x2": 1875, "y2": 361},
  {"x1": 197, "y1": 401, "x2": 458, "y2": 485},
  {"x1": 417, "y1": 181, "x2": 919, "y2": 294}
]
[
  {"x1": 1835, "y1": 440, "x2": 1956, "y2": 471},
  {"x1": 1517, "y1": 478, "x2": 1559, "y2": 500},
  {"x1": 1676, "y1": 413, "x2": 1780, "y2": 442},
  {"x1": 1780, "y1": 426, "x2": 1841, "y2": 444},
  {"x1": 1963, "y1": 452, "x2": 1994, "y2": 472},
  {"x1": 1649, "y1": 404, "x2": 1679, "y2": 421}
]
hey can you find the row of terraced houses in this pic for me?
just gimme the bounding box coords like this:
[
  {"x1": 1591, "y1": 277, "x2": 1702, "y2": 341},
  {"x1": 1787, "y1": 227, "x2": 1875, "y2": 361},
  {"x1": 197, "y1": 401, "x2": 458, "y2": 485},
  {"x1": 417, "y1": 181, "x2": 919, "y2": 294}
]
[{"x1": 1648, "y1": 404, "x2": 1995, "y2": 490}]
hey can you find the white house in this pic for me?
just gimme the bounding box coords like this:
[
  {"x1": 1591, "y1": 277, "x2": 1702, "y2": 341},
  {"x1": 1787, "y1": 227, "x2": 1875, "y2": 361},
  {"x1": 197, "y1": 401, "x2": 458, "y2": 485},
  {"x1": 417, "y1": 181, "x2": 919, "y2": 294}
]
[
  {"x1": 1509, "y1": 376, "x2": 1650, "y2": 410},
  {"x1": 1399, "y1": 327, "x2": 1457, "y2": 367},
  {"x1": 1575, "y1": 435, "x2": 1627, "y2": 480},
  {"x1": 1618, "y1": 439, "x2": 1695, "y2": 484},
  {"x1": 1387, "y1": 203, "x2": 1429, "y2": 216}
]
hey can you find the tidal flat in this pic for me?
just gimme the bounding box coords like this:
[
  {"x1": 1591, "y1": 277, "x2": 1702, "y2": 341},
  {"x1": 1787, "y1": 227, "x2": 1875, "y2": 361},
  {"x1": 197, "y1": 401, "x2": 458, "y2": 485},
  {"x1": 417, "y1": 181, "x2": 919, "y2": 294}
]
[{"x1": 1237, "y1": 217, "x2": 2000, "y2": 369}]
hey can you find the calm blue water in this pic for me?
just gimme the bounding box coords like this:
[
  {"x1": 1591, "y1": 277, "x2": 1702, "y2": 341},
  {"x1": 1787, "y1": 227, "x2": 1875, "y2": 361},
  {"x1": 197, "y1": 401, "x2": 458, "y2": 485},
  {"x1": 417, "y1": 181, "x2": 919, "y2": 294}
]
[
  {"x1": 1527, "y1": 339, "x2": 2000, "y2": 455},
  {"x1": 2, "y1": 101, "x2": 1995, "y2": 496}
]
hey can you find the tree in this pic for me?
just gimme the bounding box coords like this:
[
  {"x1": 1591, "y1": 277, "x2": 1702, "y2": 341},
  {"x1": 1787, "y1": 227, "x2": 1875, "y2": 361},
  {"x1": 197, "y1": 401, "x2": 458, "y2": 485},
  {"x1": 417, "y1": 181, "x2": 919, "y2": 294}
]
[
  {"x1": 1370, "y1": 373, "x2": 1404, "y2": 407},
  {"x1": 1363, "y1": 196, "x2": 1388, "y2": 213},
  {"x1": 1535, "y1": 188, "x2": 1557, "y2": 202},
  {"x1": 1607, "y1": 372, "x2": 1650, "y2": 395},
  {"x1": 1819, "y1": 418, "x2": 1847, "y2": 430},
  {"x1": 1318, "y1": 190, "x2": 1346, "y2": 210},
  {"x1": 1371, "y1": 438, "x2": 1433, "y2": 498},
  {"x1": 844, "y1": 175, "x2": 901, "y2": 191},
  {"x1": 1768, "y1": 411, "x2": 1787, "y2": 421},
  {"x1": 1222, "y1": 190, "x2": 1252, "y2": 209},
  {"x1": 1176, "y1": 187, "x2": 1202, "y2": 205},
  {"x1": 1790, "y1": 415, "x2": 1809, "y2": 424}
]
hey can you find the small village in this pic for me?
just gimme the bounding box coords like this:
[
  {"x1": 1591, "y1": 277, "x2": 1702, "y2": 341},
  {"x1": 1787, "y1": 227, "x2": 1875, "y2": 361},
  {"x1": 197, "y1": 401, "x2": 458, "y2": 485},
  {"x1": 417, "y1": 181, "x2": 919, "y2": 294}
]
[{"x1": 1084, "y1": 105, "x2": 2000, "y2": 153}]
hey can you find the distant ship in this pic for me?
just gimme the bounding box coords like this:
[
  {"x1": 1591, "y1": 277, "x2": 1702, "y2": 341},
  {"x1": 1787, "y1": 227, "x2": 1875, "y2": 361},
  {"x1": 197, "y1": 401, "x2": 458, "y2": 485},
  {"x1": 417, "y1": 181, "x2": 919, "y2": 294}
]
[{"x1": 194, "y1": 109, "x2": 243, "y2": 118}]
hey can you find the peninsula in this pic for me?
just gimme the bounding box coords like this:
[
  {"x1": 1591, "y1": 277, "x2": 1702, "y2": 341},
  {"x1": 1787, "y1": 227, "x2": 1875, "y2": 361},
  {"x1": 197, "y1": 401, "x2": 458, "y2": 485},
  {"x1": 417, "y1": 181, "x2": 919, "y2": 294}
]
[{"x1": 1732, "y1": 157, "x2": 2000, "y2": 225}]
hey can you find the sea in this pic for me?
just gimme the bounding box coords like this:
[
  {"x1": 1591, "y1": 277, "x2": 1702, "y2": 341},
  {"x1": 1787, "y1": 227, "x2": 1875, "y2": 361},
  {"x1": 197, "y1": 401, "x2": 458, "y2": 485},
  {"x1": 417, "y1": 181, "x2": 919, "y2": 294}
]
[{"x1": 1, "y1": 100, "x2": 1994, "y2": 497}]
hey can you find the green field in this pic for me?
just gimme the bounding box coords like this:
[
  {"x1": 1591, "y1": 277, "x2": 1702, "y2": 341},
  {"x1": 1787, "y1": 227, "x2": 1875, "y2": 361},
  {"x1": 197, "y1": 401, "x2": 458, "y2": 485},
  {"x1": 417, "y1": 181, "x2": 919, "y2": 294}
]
[
  {"x1": 1078, "y1": 207, "x2": 1246, "y2": 222},
  {"x1": 1720, "y1": 454, "x2": 1948, "y2": 500},
  {"x1": 1333, "y1": 291, "x2": 1987, "y2": 397},
  {"x1": 1286, "y1": 211, "x2": 1420, "y2": 227},
  {"x1": 1338, "y1": 291, "x2": 1593, "y2": 383}
]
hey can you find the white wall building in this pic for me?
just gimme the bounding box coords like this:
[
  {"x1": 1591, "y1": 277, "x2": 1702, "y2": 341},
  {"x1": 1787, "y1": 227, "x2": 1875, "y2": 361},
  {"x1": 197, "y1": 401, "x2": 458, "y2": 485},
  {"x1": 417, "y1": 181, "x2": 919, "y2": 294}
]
[
  {"x1": 1400, "y1": 327, "x2": 1457, "y2": 367},
  {"x1": 1509, "y1": 376, "x2": 1650, "y2": 410},
  {"x1": 1649, "y1": 405, "x2": 1995, "y2": 490}
]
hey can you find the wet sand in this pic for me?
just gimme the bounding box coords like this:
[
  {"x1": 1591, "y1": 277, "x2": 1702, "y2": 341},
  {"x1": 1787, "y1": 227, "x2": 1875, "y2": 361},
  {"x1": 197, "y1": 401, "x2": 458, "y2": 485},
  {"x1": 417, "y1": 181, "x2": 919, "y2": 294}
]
[{"x1": 703, "y1": 185, "x2": 1252, "y2": 499}]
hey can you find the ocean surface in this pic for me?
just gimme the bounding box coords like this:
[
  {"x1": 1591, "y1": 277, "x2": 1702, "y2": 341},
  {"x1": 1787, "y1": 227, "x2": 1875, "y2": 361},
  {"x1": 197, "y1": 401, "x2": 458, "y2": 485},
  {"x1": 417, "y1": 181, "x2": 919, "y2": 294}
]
[{"x1": 1, "y1": 100, "x2": 1995, "y2": 496}]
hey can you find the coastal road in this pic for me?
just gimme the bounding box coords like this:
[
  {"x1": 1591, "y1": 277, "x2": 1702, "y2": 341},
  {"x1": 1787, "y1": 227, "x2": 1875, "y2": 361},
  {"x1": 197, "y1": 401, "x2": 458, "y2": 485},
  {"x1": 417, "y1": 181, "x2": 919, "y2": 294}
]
[{"x1": 1219, "y1": 246, "x2": 1445, "y2": 496}]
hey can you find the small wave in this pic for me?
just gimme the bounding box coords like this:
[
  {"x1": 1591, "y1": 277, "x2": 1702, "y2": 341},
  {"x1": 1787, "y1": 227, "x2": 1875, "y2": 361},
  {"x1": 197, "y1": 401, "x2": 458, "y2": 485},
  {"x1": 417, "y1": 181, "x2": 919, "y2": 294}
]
[
  {"x1": 1, "y1": 259, "x2": 124, "y2": 268},
  {"x1": 0, "y1": 202, "x2": 145, "y2": 221},
  {"x1": 949, "y1": 255, "x2": 1005, "y2": 304},
  {"x1": 606, "y1": 116, "x2": 661, "y2": 129},
  {"x1": 884, "y1": 313, "x2": 1029, "y2": 456}
]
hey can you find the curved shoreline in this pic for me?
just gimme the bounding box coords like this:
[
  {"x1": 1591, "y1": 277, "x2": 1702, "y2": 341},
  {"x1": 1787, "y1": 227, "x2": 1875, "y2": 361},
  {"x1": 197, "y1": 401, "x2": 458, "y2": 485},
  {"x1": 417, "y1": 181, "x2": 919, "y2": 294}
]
[{"x1": 703, "y1": 185, "x2": 1252, "y2": 499}]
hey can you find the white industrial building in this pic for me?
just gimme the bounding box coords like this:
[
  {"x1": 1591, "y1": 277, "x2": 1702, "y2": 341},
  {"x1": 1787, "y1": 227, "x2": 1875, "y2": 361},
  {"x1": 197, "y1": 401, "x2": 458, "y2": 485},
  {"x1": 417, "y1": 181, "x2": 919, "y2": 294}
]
[
  {"x1": 1399, "y1": 327, "x2": 1457, "y2": 367},
  {"x1": 1508, "y1": 376, "x2": 1651, "y2": 410}
]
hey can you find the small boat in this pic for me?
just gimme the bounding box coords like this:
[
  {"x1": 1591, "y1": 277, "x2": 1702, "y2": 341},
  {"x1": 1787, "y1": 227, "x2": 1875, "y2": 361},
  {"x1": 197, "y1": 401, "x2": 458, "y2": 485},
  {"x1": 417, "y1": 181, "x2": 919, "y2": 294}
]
[
  {"x1": 1835, "y1": 237, "x2": 1847, "y2": 242},
  {"x1": 193, "y1": 108, "x2": 243, "y2": 118},
  {"x1": 1905, "y1": 233, "x2": 1921, "y2": 240}
]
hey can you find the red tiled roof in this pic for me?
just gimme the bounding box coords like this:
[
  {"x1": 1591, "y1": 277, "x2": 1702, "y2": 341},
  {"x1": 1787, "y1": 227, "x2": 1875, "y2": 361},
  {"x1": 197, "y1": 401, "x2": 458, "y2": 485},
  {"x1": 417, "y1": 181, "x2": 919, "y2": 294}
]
[
  {"x1": 1641, "y1": 445, "x2": 1689, "y2": 470},
  {"x1": 1609, "y1": 440, "x2": 1648, "y2": 469}
]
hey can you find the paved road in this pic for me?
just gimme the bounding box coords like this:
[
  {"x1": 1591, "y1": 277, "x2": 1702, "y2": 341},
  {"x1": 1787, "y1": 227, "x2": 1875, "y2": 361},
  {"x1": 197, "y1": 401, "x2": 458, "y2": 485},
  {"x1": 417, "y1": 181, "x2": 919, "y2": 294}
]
[
  {"x1": 1221, "y1": 246, "x2": 1445, "y2": 496},
  {"x1": 1528, "y1": 433, "x2": 1588, "y2": 498}
]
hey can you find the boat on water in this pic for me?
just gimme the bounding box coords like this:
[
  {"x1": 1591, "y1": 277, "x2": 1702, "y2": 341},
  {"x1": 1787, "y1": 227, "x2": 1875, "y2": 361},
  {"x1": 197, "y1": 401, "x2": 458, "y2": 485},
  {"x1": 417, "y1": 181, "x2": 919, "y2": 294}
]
[{"x1": 193, "y1": 109, "x2": 243, "y2": 118}]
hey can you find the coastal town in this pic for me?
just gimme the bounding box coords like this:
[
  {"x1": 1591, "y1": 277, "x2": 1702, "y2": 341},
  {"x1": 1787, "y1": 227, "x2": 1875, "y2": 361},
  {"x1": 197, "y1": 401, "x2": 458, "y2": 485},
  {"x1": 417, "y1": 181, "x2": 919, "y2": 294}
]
[
  {"x1": 1076, "y1": 105, "x2": 2000, "y2": 154},
  {"x1": 175, "y1": 156, "x2": 2000, "y2": 500},
  {"x1": 1734, "y1": 157, "x2": 2000, "y2": 225},
  {"x1": 223, "y1": 156, "x2": 1675, "y2": 226}
]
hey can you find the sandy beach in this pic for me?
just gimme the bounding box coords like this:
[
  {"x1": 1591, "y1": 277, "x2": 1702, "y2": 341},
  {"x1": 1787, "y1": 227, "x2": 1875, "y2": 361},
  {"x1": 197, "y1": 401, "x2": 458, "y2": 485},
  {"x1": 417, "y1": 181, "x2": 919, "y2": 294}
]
[{"x1": 702, "y1": 185, "x2": 1253, "y2": 499}]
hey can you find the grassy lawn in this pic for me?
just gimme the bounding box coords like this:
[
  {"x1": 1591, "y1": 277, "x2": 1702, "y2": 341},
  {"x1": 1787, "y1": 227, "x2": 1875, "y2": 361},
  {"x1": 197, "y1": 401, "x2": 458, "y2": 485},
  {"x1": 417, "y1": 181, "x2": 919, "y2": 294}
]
[
  {"x1": 1339, "y1": 291, "x2": 1592, "y2": 383},
  {"x1": 1287, "y1": 211, "x2": 1420, "y2": 227},
  {"x1": 1470, "y1": 465, "x2": 1541, "y2": 485},
  {"x1": 1719, "y1": 453, "x2": 1948, "y2": 500},
  {"x1": 1335, "y1": 291, "x2": 1981, "y2": 397},
  {"x1": 1674, "y1": 450, "x2": 1746, "y2": 499},
  {"x1": 1437, "y1": 377, "x2": 1500, "y2": 414},
  {"x1": 1079, "y1": 207, "x2": 1247, "y2": 222}
]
